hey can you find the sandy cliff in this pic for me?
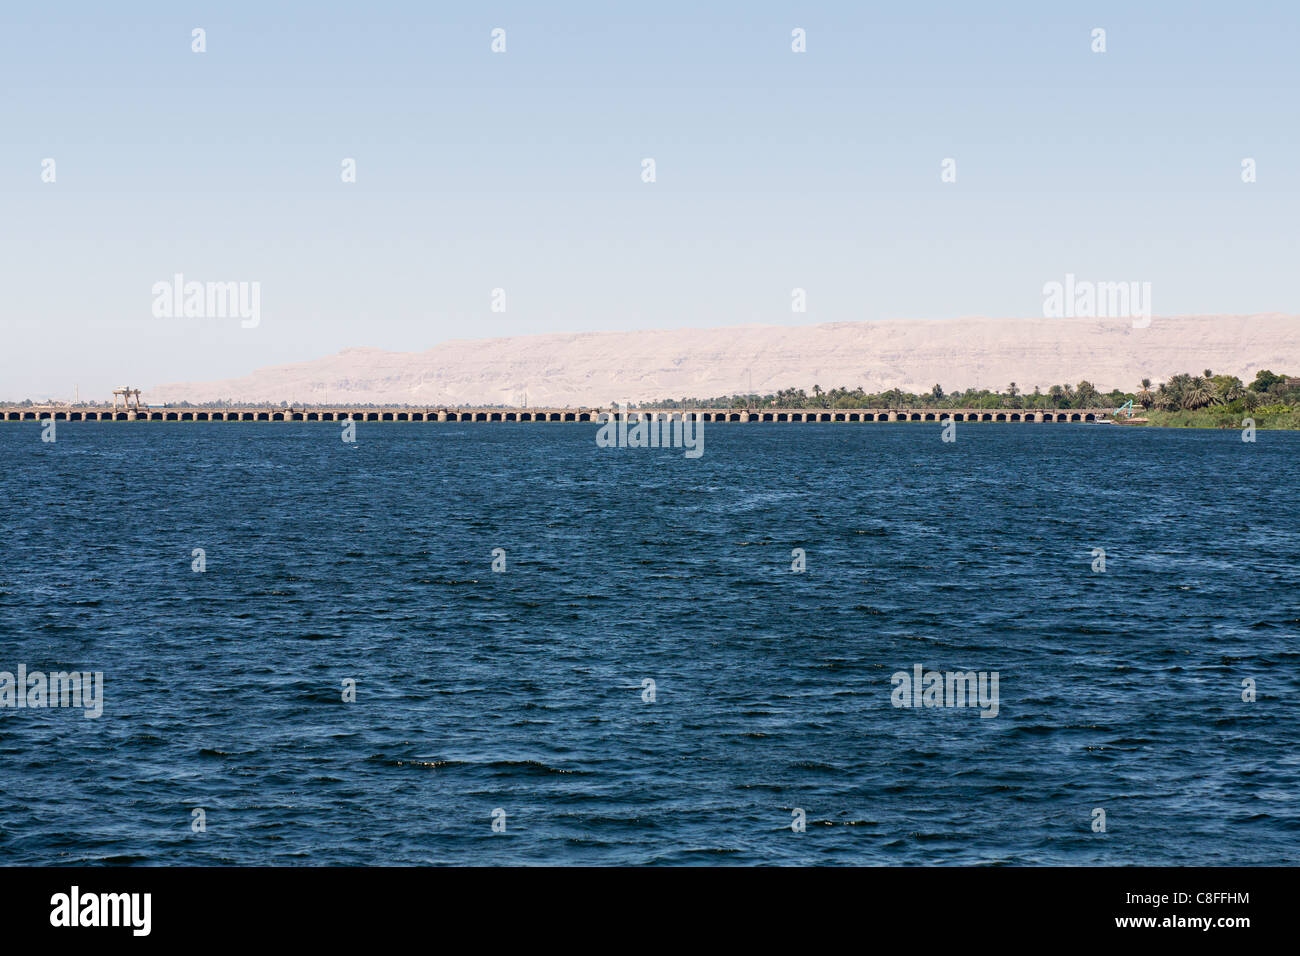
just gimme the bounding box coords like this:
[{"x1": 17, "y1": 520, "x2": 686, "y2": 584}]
[{"x1": 149, "y1": 314, "x2": 1300, "y2": 406}]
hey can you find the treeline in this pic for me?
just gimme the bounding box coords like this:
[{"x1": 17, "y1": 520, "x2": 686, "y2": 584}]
[
  {"x1": 1146, "y1": 370, "x2": 1298, "y2": 413},
  {"x1": 651, "y1": 370, "x2": 1299, "y2": 412}
]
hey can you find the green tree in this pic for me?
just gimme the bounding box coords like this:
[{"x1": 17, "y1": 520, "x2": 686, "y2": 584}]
[
  {"x1": 1251, "y1": 370, "x2": 1283, "y2": 392},
  {"x1": 1217, "y1": 377, "x2": 1245, "y2": 404},
  {"x1": 1183, "y1": 376, "x2": 1217, "y2": 410}
]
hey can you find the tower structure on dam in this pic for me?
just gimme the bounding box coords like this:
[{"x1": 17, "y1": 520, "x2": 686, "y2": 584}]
[{"x1": 111, "y1": 387, "x2": 144, "y2": 412}]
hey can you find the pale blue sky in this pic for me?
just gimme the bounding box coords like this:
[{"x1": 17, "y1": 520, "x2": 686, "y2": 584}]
[{"x1": 2, "y1": 1, "x2": 1297, "y2": 399}]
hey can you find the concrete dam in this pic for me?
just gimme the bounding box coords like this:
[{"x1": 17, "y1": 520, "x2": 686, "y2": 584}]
[{"x1": 2, "y1": 406, "x2": 1116, "y2": 424}]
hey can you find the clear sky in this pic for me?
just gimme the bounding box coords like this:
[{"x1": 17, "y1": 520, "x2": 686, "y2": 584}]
[{"x1": 2, "y1": 1, "x2": 1297, "y2": 400}]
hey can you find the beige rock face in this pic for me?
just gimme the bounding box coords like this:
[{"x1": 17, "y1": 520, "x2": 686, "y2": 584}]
[{"x1": 149, "y1": 314, "x2": 1300, "y2": 406}]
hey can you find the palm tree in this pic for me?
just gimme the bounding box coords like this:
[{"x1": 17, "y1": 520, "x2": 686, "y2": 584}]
[
  {"x1": 1183, "y1": 376, "x2": 1216, "y2": 410},
  {"x1": 1243, "y1": 389, "x2": 1261, "y2": 411},
  {"x1": 1075, "y1": 381, "x2": 1100, "y2": 408},
  {"x1": 1162, "y1": 373, "x2": 1192, "y2": 410}
]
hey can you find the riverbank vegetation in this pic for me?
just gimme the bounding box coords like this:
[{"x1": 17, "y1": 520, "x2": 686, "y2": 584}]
[{"x1": 652, "y1": 370, "x2": 1300, "y2": 427}]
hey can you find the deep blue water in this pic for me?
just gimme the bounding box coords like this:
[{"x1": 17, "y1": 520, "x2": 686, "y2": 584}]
[{"x1": 1, "y1": 422, "x2": 1297, "y2": 865}]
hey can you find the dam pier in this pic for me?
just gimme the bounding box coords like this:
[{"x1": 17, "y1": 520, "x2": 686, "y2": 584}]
[{"x1": 2, "y1": 406, "x2": 1116, "y2": 424}]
